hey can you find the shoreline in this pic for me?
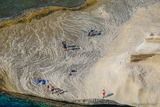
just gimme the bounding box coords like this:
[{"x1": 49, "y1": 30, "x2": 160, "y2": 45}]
[
  {"x1": 0, "y1": 89, "x2": 86, "y2": 107},
  {"x1": 0, "y1": 89, "x2": 131, "y2": 107},
  {"x1": 0, "y1": 0, "x2": 97, "y2": 29}
]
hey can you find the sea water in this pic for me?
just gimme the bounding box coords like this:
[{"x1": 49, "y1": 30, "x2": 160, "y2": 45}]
[
  {"x1": 0, "y1": 0, "x2": 85, "y2": 19},
  {"x1": 0, "y1": 94, "x2": 53, "y2": 107}
]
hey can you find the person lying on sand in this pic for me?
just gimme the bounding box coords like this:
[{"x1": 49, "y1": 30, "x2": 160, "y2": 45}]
[
  {"x1": 69, "y1": 72, "x2": 76, "y2": 76},
  {"x1": 88, "y1": 29, "x2": 102, "y2": 36},
  {"x1": 69, "y1": 70, "x2": 77, "y2": 76},
  {"x1": 51, "y1": 86, "x2": 55, "y2": 94},
  {"x1": 52, "y1": 88, "x2": 61, "y2": 94},
  {"x1": 57, "y1": 90, "x2": 67, "y2": 95}
]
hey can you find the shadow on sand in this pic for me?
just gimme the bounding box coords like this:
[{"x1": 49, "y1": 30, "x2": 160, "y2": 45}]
[{"x1": 89, "y1": 105, "x2": 134, "y2": 107}]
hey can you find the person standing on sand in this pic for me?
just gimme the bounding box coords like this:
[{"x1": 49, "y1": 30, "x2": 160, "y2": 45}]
[
  {"x1": 102, "y1": 90, "x2": 106, "y2": 98},
  {"x1": 47, "y1": 84, "x2": 51, "y2": 92},
  {"x1": 62, "y1": 41, "x2": 67, "y2": 51},
  {"x1": 51, "y1": 86, "x2": 55, "y2": 94}
]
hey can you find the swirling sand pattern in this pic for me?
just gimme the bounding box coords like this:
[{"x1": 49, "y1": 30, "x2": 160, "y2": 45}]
[
  {"x1": 0, "y1": 10, "x2": 107, "y2": 98},
  {"x1": 0, "y1": 0, "x2": 160, "y2": 106}
]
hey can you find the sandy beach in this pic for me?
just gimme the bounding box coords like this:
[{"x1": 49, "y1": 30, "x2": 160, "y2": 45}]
[{"x1": 0, "y1": 0, "x2": 160, "y2": 106}]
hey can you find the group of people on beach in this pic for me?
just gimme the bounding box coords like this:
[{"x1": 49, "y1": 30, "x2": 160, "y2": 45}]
[
  {"x1": 34, "y1": 78, "x2": 67, "y2": 96},
  {"x1": 57, "y1": 30, "x2": 114, "y2": 98},
  {"x1": 61, "y1": 29, "x2": 102, "y2": 51},
  {"x1": 32, "y1": 29, "x2": 114, "y2": 99},
  {"x1": 47, "y1": 84, "x2": 67, "y2": 95}
]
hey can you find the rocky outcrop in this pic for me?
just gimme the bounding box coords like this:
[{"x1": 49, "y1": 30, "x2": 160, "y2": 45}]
[{"x1": 131, "y1": 33, "x2": 160, "y2": 62}]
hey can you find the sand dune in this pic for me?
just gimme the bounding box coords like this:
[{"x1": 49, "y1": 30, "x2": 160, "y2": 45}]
[{"x1": 0, "y1": 0, "x2": 160, "y2": 106}]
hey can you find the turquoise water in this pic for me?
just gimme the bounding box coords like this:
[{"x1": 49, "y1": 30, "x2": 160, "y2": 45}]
[{"x1": 0, "y1": 94, "x2": 53, "y2": 107}]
